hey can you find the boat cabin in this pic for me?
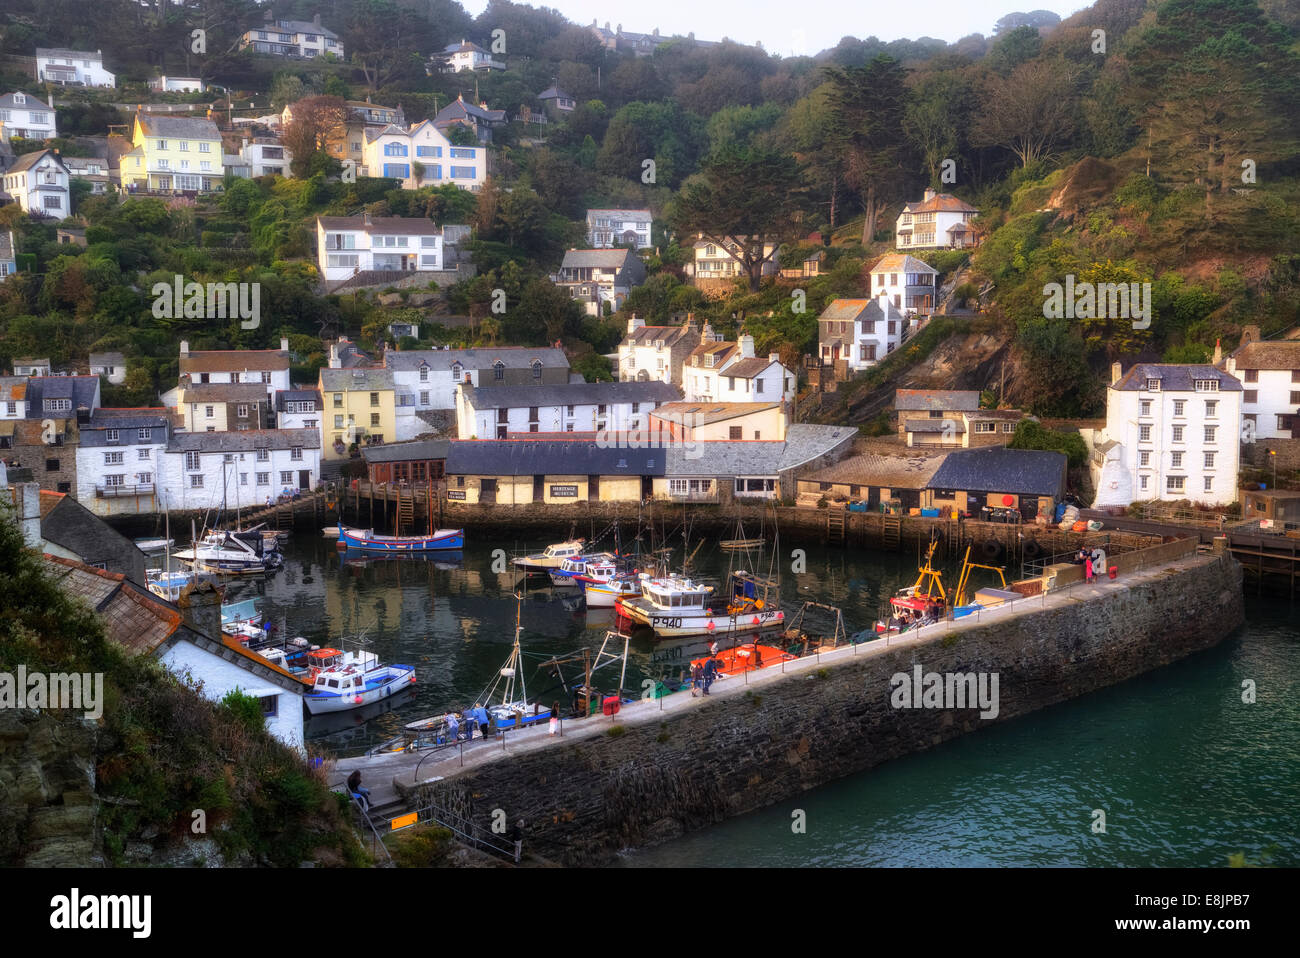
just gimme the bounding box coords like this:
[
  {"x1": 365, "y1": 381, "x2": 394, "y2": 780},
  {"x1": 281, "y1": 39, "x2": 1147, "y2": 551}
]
[
  {"x1": 538, "y1": 540, "x2": 584, "y2": 560},
  {"x1": 641, "y1": 577, "x2": 714, "y2": 611}
]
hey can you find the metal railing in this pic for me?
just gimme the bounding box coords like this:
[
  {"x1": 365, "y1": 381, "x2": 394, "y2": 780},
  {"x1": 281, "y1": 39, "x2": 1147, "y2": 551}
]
[{"x1": 96, "y1": 483, "x2": 155, "y2": 498}]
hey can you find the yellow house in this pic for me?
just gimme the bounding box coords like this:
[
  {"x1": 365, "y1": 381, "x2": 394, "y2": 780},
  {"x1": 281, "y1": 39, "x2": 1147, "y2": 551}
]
[
  {"x1": 648, "y1": 402, "x2": 786, "y2": 443},
  {"x1": 120, "y1": 113, "x2": 224, "y2": 193},
  {"x1": 319, "y1": 368, "x2": 396, "y2": 460}
]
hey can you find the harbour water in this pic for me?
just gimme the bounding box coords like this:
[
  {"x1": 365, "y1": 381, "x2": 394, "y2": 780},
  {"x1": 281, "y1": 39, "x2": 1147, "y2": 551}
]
[{"x1": 205, "y1": 532, "x2": 1297, "y2": 867}]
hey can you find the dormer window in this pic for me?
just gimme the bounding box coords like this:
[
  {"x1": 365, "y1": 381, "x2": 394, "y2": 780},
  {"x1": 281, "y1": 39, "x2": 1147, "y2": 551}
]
[
  {"x1": 451, "y1": 363, "x2": 462, "y2": 379},
  {"x1": 493, "y1": 361, "x2": 505, "y2": 381},
  {"x1": 1194, "y1": 379, "x2": 1219, "y2": 393},
  {"x1": 531, "y1": 360, "x2": 542, "y2": 379},
  {"x1": 419, "y1": 364, "x2": 428, "y2": 382},
  {"x1": 705, "y1": 354, "x2": 715, "y2": 368},
  {"x1": 1145, "y1": 378, "x2": 1161, "y2": 391}
]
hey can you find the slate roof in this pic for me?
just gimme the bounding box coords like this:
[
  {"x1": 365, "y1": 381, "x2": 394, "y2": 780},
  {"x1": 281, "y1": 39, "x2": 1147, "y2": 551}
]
[
  {"x1": 319, "y1": 368, "x2": 395, "y2": 392},
  {"x1": 1228, "y1": 341, "x2": 1300, "y2": 371},
  {"x1": 271, "y1": 19, "x2": 340, "y2": 39},
  {"x1": 7, "y1": 149, "x2": 66, "y2": 176},
  {"x1": 587, "y1": 208, "x2": 650, "y2": 220},
  {"x1": 384, "y1": 347, "x2": 568, "y2": 372},
  {"x1": 777, "y1": 424, "x2": 857, "y2": 470},
  {"x1": 166, "y1": 428, "x2": 319, "y2": 452},
  {"x1": 559, "y1": 248, "x2": 640, "y2": 270},
  {"x1": 136, "y1": 114, "x2": 221, "y2": 141},
  {"x1": 179, "y1": 349, "x2": 289, "y2": 374},
  {"x1": 38, "y1": 494, "x2": 146, "y2": 584},
  {"x1": 895, "y1": 389, "x2": 981, "y2": 412},
  {"x1": 179, "y1": 383, "x2": 271, "y2": 404},
  {"x1": 724, "y1": 358, "x2": 779, "y2": 380},
  {"x1": 23, "y1": 376, "x2": 99, "y2": 417},
  {"x1": 362, "y1": 439, "x2": 451, "y2": 463},
  {"x1": 650, "y1": 402, "x2": 779, "y2": 426},
  {"x1": 802, "y1": 453, "x2": 948, "y2": 489},
  {"x1": 88, "y1": 351, "x2": 125, "y2": 367},
  {"x1": 871, "y1": 254, "x2": 937, "y2": 275},
  {"x1": 623, "y1": 324, "x2": 696, "y2": 347},
  {"x1": 1111, "y1": 364, "x2": 1243, "y2": 392},
  {"x1": 537, "y1": 86, "x2": 573, "y2": 101},
  {"x1": 434, "y1": 98, "x2": 505, "y2": 125},
  {"x1": 0, "y1": 375, "x2": 24, "y2": 401},
  {"x1": 446, "y1": 440, "x2": 666, "y2": 476},
  {"x1": 36, "y1": 48, "x2": 105, "y2": 61},
  {"x1": 902, "y1": 192, "x2": 978, "y2": 214},
  {"x1": 926, "y1": 447, "x2": 1067, "y2": 496},
  {"x1": 316, "y1": 215, "x2": 443, "y2": 236},
  {"x1": 460, "y1": 381, "x2": 680, "y2": 409},
  {"x1": 0, "y1": 91, "x2": 50, "y2": 110},
  {"x1": 444, "y1": 40, "x2": 486, "y2": 53},
  {"x1": 274, "y1": 388, "x2": 321, "y2": 410}
]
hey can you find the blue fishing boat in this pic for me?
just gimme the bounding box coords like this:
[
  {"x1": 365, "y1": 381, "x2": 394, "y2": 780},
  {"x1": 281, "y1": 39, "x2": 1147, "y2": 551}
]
[{"x1": 337, "y1": 523, "x2": 464, "y2": 552}]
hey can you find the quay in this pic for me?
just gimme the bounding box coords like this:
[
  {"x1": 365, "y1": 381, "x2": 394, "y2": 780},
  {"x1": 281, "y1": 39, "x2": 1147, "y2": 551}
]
[{"x1": 333, "y1": 536, "x2": 1243, "y2": 865}]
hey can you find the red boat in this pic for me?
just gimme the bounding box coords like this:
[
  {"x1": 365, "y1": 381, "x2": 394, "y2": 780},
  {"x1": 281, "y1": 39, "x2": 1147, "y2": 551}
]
[{"x1": 691, "y1": 642, "x2": 795, "y2": 677}]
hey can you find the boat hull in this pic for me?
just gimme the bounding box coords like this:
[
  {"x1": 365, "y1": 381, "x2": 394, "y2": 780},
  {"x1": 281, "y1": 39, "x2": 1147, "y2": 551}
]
[
  {"x1": 616, "y1": 599, "x2": 785, "y2": 638},
  {"x1": 338, "y1": 525, "x2": 464, "y2": 552},
  {"x1": 303, "y1": 664, "x2": 417, "y2": 714}
]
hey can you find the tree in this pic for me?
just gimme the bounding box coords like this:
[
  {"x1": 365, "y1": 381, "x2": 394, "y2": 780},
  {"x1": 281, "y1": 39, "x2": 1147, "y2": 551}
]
[
  {"x1": 904, "y1": 73, "x2": 967, "y2": 189},
  {"x1": 670, "y1": 145, "x2": 803, "y2": 292},
  {"x1": 824, "y1": 56, "x2": 912, "y2": 245},
  {"x1": 281, "y1": 96, "x2": 348, "y2": 179},
  {"x1": 270, "y1": 73, "x2": 308, "y2": 111},
  {"x1": 348, "y1": 0, "x2": 423, "y2": 92},
  {"x1": 987, "y1": 25, "x2": 1042, "y2": 74},
  {"x1": 971, "y1": 59, "x2": 1079, "y2": 168}
]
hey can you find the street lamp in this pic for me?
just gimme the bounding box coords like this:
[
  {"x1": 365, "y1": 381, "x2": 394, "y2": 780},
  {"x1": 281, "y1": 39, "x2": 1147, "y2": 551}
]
[{"x1": 1268, "y1": 447, "x2": 1277, "y2": 489}]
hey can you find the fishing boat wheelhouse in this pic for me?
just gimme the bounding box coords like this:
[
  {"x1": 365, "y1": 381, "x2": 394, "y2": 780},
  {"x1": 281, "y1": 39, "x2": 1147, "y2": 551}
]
[
  {"x1": 616, "y1": 571, "x2": 784, "y2": 639},
  {"x1": 302, "y1": 646, "x2": 417, "y2": 715},
  {"x1": 511, "y1": 539, "x2": 586, "y2": 574},
  {"x1": 875, "y1": 539, "x2": 947, "y2": 634},
  {"x1": 549, "y1": 551, "x2": 617, "y2": 585}
]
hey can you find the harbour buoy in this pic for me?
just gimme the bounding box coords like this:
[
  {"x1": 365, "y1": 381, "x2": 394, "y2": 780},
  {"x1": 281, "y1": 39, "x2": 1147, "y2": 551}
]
[
  {"x1": 751, "y1": 616, "x2": 760, "y2": 625},
  {"x1": 354, "y1": 695, "x2": 363, "y2": 704},
  {"x1": 707, "y1": 620, "x2": 716, "y2": 631}
]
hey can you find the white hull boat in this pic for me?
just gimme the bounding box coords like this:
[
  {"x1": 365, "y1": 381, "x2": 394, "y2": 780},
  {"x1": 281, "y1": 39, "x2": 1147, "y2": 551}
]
[{"x1": 302, "y1": 647, "x2": 417, "y2": 715}]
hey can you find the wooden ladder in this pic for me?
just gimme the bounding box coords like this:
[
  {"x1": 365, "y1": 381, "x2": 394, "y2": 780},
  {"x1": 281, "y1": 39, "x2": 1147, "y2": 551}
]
[
  {"x1": 882, "y1": 516, "x2": 902, "y2": 551},
  {"x1": 397, "y1": 489, "x2": 415, "y2": 535},
  {"x1": 827, "y1": 508, "x2": 847, "y2": 544}
]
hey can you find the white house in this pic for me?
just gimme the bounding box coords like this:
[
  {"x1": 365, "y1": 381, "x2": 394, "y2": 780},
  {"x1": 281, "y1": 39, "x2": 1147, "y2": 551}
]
[
  {"x1": 2, "y1": 149, "x2": 71, "y2": 220},
  {"x1": 553, "y1": 248, "x2": 647, "y2": 316},
  {"x1": 13, "y1": 358, "x2": 51, "y2": 377},
  {"x1": 896, "y1": 189, "x2": 979, "y2": 250},
  {"x1": 178, "y1": 338, "x2": 291, "y2": 393},
  {"x1": 1223, "y1": 332, "x2": 1300, "y2": 442},
  {"x1": 161, "y1": 429, "x2": 322, "y2": 511},
  {"x1": 683, "y1": 335, "x2": 796, "y2": 405},
  {"x1": 869, "y1": 253, "x2": 938, "y2": 317},
  {"x1": 361, "y1": 120, "x2": 485, "y2": 191},
  {"x1": 62, "y1": 156, "x2": 109, "y2": 194},
  {"x1": 239, "y1": 136, "x2": 291, "y2": 177},
  {"x1": 1094, "y1": 363, "x2": 1242, "y2": 508},
  {"x1": 315, "y1": 213, "x2": 444, "y2": 284},
  {"x1": 817, "y1": 298, "x2": 908, "y2": 370},
  {"x1": 688, "y1": 236, "x2": 778, "y2": 282},
  {"x1": 0, "y1": 375, "x2": 26, "y2": 419},
  {"x1": 383, "y1": 346, "x2": 572, "y2": 418},
  {"x1": 274, "y1": 389, "x2": 322, "y2": 430},
  {"x1": 455, "y1": 381, "x2": 681, "y2": 439},
  {"x1": 149, "y1": 76, "x2": 205, "y2": 93},
  {"x1": 587, "y1": 209, "x2": 652, "y2": 249},
  {"x1": 0, "y1": 92, "x2": 56, "y2": 139},
  {"x1": 88, "y1": 352, "x2": 126, "y2": 385},
  {"x1": 239, "y1": 16, "x2": 343, "y2": 59},
  {"x1": 617, "y1": 315, "x2": 703, "y2": 385},
  {"x1": 440, "y1": 40, "x2": 505, "y2": 71},
  {"x1": 35, "y1": 48, "x2": 115, "y2": 87},
  {"x1": 74, "y1": 408, "x2": 170, "y2": 516}
]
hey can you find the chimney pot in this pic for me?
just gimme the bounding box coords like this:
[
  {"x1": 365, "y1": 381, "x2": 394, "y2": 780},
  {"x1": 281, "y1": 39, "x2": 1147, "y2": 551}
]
[
  {"x1": 280, "y1": 336, "x2": 289, "y2": 352},
  {"x1": 1110, "y1": 361, "x2": 1122, "y2": 385},
  {"x1": 179, "y1": 340, "x2": 189, "y2": 356}
]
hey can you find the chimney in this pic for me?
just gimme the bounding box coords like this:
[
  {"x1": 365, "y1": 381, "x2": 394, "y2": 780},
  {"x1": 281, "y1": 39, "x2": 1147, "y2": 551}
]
[
  {"x1": 18, "y1": 482, "x2": 42, "y2": 550},
  {"x1": 363, "y1": 211, "x2": 371, "y2": 227},
  {"x1": 280, "y1": 336, "x2": 289, "y2": 352},
  {"x1": 684, "y1": 312, "x2": 697, "y2": 331},
  {"x1": 313, "y1": 13, "x2": 321, "y2": 27},
  {"x1": 48, "y1": 94, "x2": 53, "y2": 108},
  {"x1": 179, "y1": 339, "x2": 189, "y2": 357},
  {"x1": 923, "y1": 188, "x2": 936, "y2": 201},
  {"x1": 1110, "y1": 361, "x2": 1122, "y2": 385},
  {"x1": 329, "y1": 341, "x2": 340, "y2": 368},
  {"x1": 769, "y1": 352, "x2": 781, "y2": 363},
  {"x1": 627, "y1": 313, "x2": 644, "y2": 334},
  {"x1": 739, "y1": 334, "x2": 755, "y2": 358},
  {"x1": 1241, "y1": 325, "x2": 1261, "y2": 347},
  {"x1": 1212, "y1": 339, "x2": 1222, "y2": 365},
  {"x1": 178, "y1": 580, "x2": 223, "y2": 641}
]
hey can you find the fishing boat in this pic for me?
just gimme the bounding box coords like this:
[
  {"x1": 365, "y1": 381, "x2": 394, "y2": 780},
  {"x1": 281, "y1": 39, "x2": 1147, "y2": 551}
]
[
  {"x1": 582, "y1": 574, "x2": 642, "y2": 608},
  {"x1": 482, "y1": 596, "x2": 553, "y2": 730},
  {"x1": 511, "y1": 539, "x2": 585, "y2": 574},
  {"x1": 615, "y1": 570, "x2": 784, "y2": 639},
  {"x1": 691, "y1": 642, "x2": 796, "y2": 677},
  {"x1": 875, "y1": 538, "x2": 947, "y2": 634},
  {"x1": 146, "y1": 568, "x2": 196, "y2": 602},
  {"x1": 172, "y1": 529, "x2": 283, "y2": 575},
  {"x1": 548, "y1": 551, "x2": 617, "y2": 586},
  {"x1": 221, "y1": 597, "x2": 271, "y2": 646},
  {"x1": 337, "y1": 523, "x2": 464, "y2": 552},
  {"x1": 302, "y1": 646, "x2": 417, "y2": 715}
]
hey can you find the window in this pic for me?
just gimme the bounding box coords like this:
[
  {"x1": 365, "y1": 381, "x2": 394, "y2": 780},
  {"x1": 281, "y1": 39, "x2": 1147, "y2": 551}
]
[
  {"x1": 1204, "y1": 426, "x2": 1216, "y2": 443},
  {"x1": 1292, "y1": 391, "x2": 1300, "y2": 405},
  {"x1": 370, "y1": 413, "x2": 380, "y2": 427},
  {"x1": 1146, "y1": 378, "x2": 1161, "y2": 390},
  {"x1": 104, "y1": 474, "x2": 123, "y2": 487},
  {"x1": 1194, "y1": 379, "x2": 1218, "y2": 392},
  {"x1": 974, "y1": 421, "x2": 996, "y2": 433},
  {"x1": 1172, "y1": 425, "x2": 1183, "y2": 443},
  {"x1": 156, "y1": 139, "x2": 167, "y2": 150},
  {"x1": 44, "y1": 399, "x2": 71, "y2": 413},
  {"x1": 104, "y1": 451, "x2": 123, "y2": 465},
  {"x1": 1204, "y1": 476, "x2": 1214, "y2": 492},
  {"x1": 236, "y1": 404, "x2": 249, "y2": 418},
  {"x1": 419, "y1": 365, "x2": 428, "y2": 382},
  {"x1": 1139, "y1": 451, "x2": 1150, "y2": 467},
  {"x1": 137, "y1": 473, "x2": 152, "y2": 486},
  {"x1": 280, "y1": 471, "x2": 293, "y2": 485},
  {"x1": 1002, "y1": 422, "x2": 1015, "y2": 433},
  {"x1": 106, "y1": 429, "x2": 119, "y2": 442},
  {"x1": 138, "y1": 448, "x2": 150, "y2": 460},
  {"x1": 449, "y1": 166, "x2": 475, "y2": 179},
  {"x1": 42, "y1": 195, "x2": 62, "y2": 211},
  {"x1": 755, "y1": 380, "x2": 764, "y2": 394},
  {"x1": 493, "y1": 362, "x2": 504, "y2": 381},
  {"x1": 1204, "y1": 452, "x2": 1215, "y2": 469},
  {"x1": 1166, "y1": 476, "x2": 1184, "y2": 493},
  {"x1": 1171, "y1": 451, "x2": 1183, "y2": 468},
  {"x1": 46, "y1": 459, "x2": 59, "y2": 472},
  {"x1": 1245, "y1": 390, "x2": 1258, "y2": 403},
  {"x1": 383, "y1": 142, "x2": 409, "y2": 156},
  {"x1": 420, "y1": 391, "x2": 429, "y2": 405},
  {"x1": 256, "y1": 448, "x2": 269, "y2": 462},
  {"x1": 178, "y1": 141, "x2": 188, "y2": 152},
  {"x1": 1140, "y1": 400, "x2": 1151, "y2": 416},
  {"x1": 1173, "y1": 400, "x2": 1185, "y2": 416},
  {"x1": 239, "y1": 473, "x2": 247, "y2": 485},
  {"x1": 290, "y1": 447, "x2": 303, "y2": 461},
  {"x1": 369, "y1": 392, "x2": 379, "y2": 407},
  {"x1": 416, "y1": 145, "x2": 442, "y2": 157},
  {"x1": 138, "y1": 428, "x2": 151, "y2": 441},
  {"x1": 334, "y1": 414, "x2": 344, "y2": 429},
  {"x1": 190, "y1": 475, "x2": 204, "y2": 489},
  {"x1": 532, "y1": 361, "x2": 542, "y2": 379},
  {"x1": 1139, "y1": 425, "x2": 1151, "y2": 442},
  {"x1": 1139, "y1": 475, "x2": 1148, "y2": 491},
  {"x1": 256, "y1": 472, "x2": 269, "y2": 485},
  {"x1": 185, "y1": 451, "x2": 200, "y2": 470},
  {"x1": 205, "y1": 405, "x2": 214, "y2": 418},
  {"x1": 200, "y1": 143, "x2": 211, "y2": 153}
]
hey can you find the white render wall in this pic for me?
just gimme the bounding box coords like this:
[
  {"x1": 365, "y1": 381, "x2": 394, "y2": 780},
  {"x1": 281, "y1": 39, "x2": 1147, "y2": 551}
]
[
  {"x1": 158, "y1": 445, "x2": 321, "y2": 512},
  {"x1": 619, "y1": 344, "x2": 675, "y2": 384},
  {"x1": 684, "y1": 362, "x2": 795, "y2": 404},
  {"x1": 1103, "y1": 385, "x2": 1241, "y2": 506},
  {"x1": 75, "y1": 440, "x2": 167, "y2": 516},
  {"x1": 157, "y1": 641, "x2": 303, "y2": 751},
  {"x1": 317, "y1": 223, "x2": 445, "y2": 282},
  {"x1": 456, "y1": 394, "x2": 657, "y2": 439},
  {"x1": 1234, "y1": 368, "x2": 1295, "y2": 441},
  {"x1": 37, "y1": 54, "x2": 115, "y2": 87}
]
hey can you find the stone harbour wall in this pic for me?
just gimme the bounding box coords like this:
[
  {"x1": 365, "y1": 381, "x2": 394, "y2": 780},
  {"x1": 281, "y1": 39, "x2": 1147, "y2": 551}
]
[{"x1": 415, "y1": 552, "x2": 1244, "y2": 865}]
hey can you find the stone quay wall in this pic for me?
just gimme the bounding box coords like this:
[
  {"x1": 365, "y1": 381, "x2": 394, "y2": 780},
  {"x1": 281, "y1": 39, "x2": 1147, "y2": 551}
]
[{"x1": 413, "y1": 550, "x2": 1243, "y2": 865}]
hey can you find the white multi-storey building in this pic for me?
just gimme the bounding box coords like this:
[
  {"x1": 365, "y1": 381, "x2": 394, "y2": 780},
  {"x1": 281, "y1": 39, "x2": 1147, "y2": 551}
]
[
  {"x1": 316, "y1": 214, "x2": 444, "y2": 284},
  {"x1": 687, "y1": 236, "x2": 778, "y2": 282},
  {"x1": 817, "y1": 298, "x2": 908, "y2": 370},
  {"x1": 383, "y1": 347, "x2": 571, "y2": 425},
  {"x1": 2, "y1": 149, "x2": 70, "y2": 220},
  {"x1": 616, "y1": 315, "x2": 702, "y2": 385},
  {"x1": 869, "y1": 254, "x2": 938, "y2": 317},
  {"x1": 35, "y1": 48, "x2": 115, "y2": 87},
  {"x1": 1094, "y1": 363, "x2": 1242, "y2": 507},
  {"x1": 275, "y1": 389, "x2": 322, "y2": 430},
  {"x1": 240, "y1": 137, "x2": 292, "y2": 177},
  {"x1": 74, "y1": 409, "x2": 170, "y2": 516},
  {"x1": 160, "y1": 429, "x2": 321, "y2": 511},
  {"x1": 177, "y1": 338, "x2": 291, "y2": 393},
  {"x1": 683, "y1": 335, "x2": 796, "y2": 405},
  {"x1": 439, "y1": 40, "x2": 505, "y2": 71},
  {"x1": 895, "y1": 189, "x2": 979, "y2": 250},
  {"x1": 0, "y1": 92, "x2": 56, "y2": 139},
  {"x1": 1223, "y1": 333, "x2": 1300, "y2": 442},
  {"x1": 0, "y1": 376, "x2": 27, "y2": 419},
  {"x1": 455, "y1": 381, "x2": 680, "y2": 440},
  {"x1": 238, "y1": 17, "x2": 343, "y2": 59},
  {"x1": 587, "y1": 209, "x2": 652, "y2": 249}
]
